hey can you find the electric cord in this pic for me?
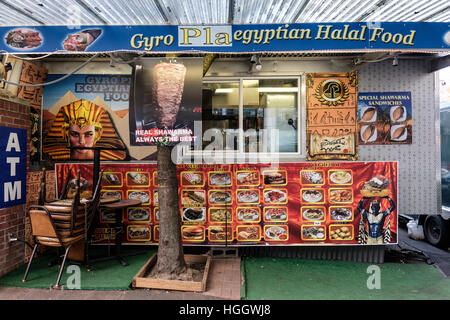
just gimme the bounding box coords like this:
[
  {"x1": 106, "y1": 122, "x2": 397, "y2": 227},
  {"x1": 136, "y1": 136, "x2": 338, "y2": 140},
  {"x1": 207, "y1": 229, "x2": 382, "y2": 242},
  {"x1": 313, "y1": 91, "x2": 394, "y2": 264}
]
[
  {"x1": 0, "y1": 52, "x2": 100, "y2": 87},
  {"x1": 0, "y1": 50, "x2": 68, "y2": 61},
  {"x1": 108, "y1": 52, "x2": 146, "y2": 64}
]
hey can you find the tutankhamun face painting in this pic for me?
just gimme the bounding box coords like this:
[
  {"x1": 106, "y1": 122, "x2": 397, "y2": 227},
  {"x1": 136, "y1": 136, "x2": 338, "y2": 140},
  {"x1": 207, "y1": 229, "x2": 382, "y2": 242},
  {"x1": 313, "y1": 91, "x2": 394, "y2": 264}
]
[
  {"x1": 61, "y1": 101, "x2": 104, "y2": 160},
  {"x1": 43, "y1": 99, "x2": 128, "y2": 161}
]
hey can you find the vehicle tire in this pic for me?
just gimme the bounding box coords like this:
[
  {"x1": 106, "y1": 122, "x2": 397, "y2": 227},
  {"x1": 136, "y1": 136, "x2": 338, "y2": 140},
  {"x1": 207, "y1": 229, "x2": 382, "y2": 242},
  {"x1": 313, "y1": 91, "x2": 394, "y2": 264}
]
[{"x1": 423, "y1": 215, "x2": 450, "y2": 249}]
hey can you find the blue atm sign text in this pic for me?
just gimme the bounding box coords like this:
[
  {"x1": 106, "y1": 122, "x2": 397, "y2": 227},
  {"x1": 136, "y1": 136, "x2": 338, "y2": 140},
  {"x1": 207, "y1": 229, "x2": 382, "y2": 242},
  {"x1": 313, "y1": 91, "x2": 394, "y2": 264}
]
[{"x1": 0, "y1": 127, "x2": 26, "y2": 208}]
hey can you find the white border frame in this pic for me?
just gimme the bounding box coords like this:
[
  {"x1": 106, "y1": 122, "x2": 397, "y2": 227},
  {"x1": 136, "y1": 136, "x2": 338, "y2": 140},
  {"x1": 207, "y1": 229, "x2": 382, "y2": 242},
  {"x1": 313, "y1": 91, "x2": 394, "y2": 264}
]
[{"x1": 183, "y1": 74, "x2": 306, "y2": 164}]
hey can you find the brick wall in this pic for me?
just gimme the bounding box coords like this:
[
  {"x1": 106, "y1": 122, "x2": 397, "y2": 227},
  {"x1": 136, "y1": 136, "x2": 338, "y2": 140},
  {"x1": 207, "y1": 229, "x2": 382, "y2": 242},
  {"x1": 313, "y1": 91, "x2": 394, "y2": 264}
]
[
  {"x1": 24, "y1": 170, "x2": 55, "y2": 261},
  {"x1": 0, "y1": 98, "x2": 30, "y2": 277}
]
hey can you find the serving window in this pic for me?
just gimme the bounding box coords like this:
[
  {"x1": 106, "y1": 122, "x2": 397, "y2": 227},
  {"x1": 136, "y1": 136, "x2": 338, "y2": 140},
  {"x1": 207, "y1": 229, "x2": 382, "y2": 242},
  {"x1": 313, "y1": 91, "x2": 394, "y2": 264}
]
[{"x1": 185, "y1": 76, "x2": 305, "y2": 161}]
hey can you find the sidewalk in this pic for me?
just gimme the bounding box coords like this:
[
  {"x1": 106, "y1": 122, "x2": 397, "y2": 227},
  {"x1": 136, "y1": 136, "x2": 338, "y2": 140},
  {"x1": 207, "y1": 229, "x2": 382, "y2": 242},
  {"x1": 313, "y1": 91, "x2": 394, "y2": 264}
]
[
  {"x1": 0, "y1": 258, "x2": 242, "y2": 300},
  {"x1": 0, "y1": 286, "x2": 220, "y2": 300},
  {"x1": 1, "y1": 229, "x2": 449, "y2": 300}
]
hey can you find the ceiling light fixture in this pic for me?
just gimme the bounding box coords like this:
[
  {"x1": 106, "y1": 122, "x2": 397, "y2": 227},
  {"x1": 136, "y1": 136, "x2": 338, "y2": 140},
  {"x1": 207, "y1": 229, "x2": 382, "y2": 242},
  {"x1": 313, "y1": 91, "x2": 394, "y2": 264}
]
[
  {"x1": 392, "y1": 55, "x2": 398, "y2": 66},
  {"x1": 250, "y1": 54, "x2": 262, "y2": 71},
  {"x1": 215, "y1": 88, "x2": 234, "y2": 93}
]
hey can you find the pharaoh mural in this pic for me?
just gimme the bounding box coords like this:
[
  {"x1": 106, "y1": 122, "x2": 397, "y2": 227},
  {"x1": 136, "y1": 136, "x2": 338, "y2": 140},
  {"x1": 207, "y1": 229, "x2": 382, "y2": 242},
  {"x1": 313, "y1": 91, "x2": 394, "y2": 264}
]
[{"x1": 42, "y1": 99, "x2": 128, "y2": 160}]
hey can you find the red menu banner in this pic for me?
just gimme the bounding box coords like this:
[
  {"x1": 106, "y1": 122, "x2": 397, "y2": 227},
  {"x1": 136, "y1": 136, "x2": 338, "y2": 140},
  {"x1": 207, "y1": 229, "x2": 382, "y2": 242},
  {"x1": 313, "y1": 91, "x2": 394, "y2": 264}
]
[{"x1": 55, "y1": 161, "x2": 397, "y2": 246}]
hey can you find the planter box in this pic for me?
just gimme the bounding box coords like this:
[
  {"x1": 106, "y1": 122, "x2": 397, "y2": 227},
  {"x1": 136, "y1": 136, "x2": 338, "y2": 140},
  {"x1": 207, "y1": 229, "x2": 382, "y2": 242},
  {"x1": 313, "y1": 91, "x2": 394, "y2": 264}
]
[{"x1": 132, "y1": 253, "x2": 211, "y2": 292}]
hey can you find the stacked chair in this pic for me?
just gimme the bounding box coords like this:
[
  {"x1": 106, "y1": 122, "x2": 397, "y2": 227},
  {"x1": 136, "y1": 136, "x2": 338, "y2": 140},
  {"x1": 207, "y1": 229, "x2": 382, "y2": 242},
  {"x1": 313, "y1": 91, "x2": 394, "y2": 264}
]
[{"x1": 23, "y1": 169, "x2": 103, "y2": 288}]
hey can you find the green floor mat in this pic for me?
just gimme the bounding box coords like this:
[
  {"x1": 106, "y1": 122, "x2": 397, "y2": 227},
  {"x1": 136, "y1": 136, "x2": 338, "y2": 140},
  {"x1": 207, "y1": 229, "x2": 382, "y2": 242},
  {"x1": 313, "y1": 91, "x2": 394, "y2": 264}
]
[
  {"x1": 242, "y1": 257, "x2": 450, "y2": 300},
  {"x1": 0, "y1": 247, "x2": 157, "y2": 290}
]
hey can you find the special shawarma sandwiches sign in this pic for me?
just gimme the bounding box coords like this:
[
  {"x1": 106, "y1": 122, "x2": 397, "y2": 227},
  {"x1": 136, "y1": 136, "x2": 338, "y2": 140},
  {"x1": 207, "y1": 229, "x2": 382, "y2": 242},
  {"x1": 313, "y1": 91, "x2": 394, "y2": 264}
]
[{"x1": 358, "y1": 92, "x2": 412, "y2": 145}]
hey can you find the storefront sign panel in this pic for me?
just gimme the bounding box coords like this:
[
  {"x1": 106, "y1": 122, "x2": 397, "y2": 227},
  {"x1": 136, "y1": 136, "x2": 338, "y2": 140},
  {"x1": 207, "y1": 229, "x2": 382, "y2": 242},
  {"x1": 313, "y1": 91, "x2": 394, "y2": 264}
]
[
  {"x1": 0, "y1": 23, "x2": 448, "y2": 54},
  {"x1": 56, "y1": 161, "x2": 398, "y2": 246}
]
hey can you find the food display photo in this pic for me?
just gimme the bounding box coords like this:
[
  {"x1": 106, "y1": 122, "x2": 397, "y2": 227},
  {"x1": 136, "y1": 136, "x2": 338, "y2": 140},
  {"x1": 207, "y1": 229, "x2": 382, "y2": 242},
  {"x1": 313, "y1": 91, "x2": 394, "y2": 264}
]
[
  {"x1": 130, "y1": 57, "x2": 203, "y2": 147},
  {"x1": 208, "y1": 208, "x2": 232, "y2": 223},
  {"x1": 329, "y1": 188, "x2": 353, "y2": 204},
  {"x1": 181, "y1": 190, "x2": 205, "y2": 206},
  {"x1": 236, "y1": 170, "x2": 260, "y2": 186},
  {"x1": 301, "y1": 188, "x2": 324, "y2": 204},
  {"x1": 237, "y1": 207, "x2": 261, "y2": 223},
  {"x1": 264, "y1": 225, "x2": 289, "y2": 241},
  {"x1": 182, "y1": 226, "x2": 205, "y2": 242},
  {"x1": 301, "y1": 225, "x2": 326, "y2": 241},
  {"x1": 262, "y1": 170, "x2": 287, "y2": 186},
  {"x1": 300, "y1": 170, "x2": 324, "y2": 185},
  {"x1": 209, "y1": 190, "x2": 233, "y2": 205},
  {"x1": 127, "y1": 207, "x2": 150, "y2": 223},
  {"x1": 263, "y1": 189, "x2": 288, "y2": 204},
  {"x1": 236, "y1": 189, "x2": 260, "y2": 204},
  {"x1": 329, "y1": 225, "x2": 354, "y2": 241},
  {"x1": 127, "y1": 225, "x2": 151, "y2": 242},
  {"x1": 126, "y1": 171, "x2": 150, "y2": 187},
  {"x1": 101, "y1": 190, "x2": 122, "y2": 201},
  {"x1": 208, "y1": 226, "x2": 233, "y2": 242},
  {"x1": 329, "y1": 206, "x2": 353, "y2": 222},
  {"x1": 263, "y1": 207, "x2": 288, "y2": 222},
  {"x1": 360, "y1": 175, "x2": 391, "y2": 197},
  {"x1": 100, "y1": 209, "x2": 116, "y2": 223},
  {"x1": 181, "y1": 171, "x2": 205, "y2": 187},
  {"x1": 301, "y1": 206, "x2": 325, "y2": 222},
  {"x1": 127, "y1": 190, "x2": 150, "y2": 205},
  {"x1": 236, "y1": 225, "x2": 261, "y2": 241},
  {"x1": 5, "y1": 28, "x2": 42, "y2": 49},
  {"x1": 328, "y1": 170, "x2": 352, "y2": 185},
  {"x1": 153, "y1": 190, "x2": 158, "y2": 205},
  {"x1": 208, "y1": 171, "x2": 232, "y2": 187},
  {"x1": 153, "y1": 226, "x2": 159, "y2": 242},
  {"x1": 182, "y1": 207, "x2": 206, "y2": 223},
  {"x1": 102, "y1": 172, "x2": 123, "y2": 187}
]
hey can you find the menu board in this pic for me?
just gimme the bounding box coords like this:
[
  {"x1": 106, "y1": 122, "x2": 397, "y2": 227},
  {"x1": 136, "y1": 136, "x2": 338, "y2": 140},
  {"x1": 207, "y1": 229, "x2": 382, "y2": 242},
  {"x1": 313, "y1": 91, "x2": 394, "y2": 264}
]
[
  {"x1": 306, "y1": 72, "x2": 358, "y2": 160},
  {"x1": 55, "y1": 161, "x2": 397, "y2": 246}
]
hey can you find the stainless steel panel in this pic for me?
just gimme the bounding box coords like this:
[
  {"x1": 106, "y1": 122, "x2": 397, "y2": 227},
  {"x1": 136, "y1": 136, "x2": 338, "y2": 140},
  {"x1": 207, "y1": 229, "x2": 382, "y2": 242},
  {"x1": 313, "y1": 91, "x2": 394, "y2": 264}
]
[
  {"x1": 0, "y1": 0, "x2": 448, "y2": 26},
  {"x1": 358, "y1": 59, "x2": 440, "y2": 216}
]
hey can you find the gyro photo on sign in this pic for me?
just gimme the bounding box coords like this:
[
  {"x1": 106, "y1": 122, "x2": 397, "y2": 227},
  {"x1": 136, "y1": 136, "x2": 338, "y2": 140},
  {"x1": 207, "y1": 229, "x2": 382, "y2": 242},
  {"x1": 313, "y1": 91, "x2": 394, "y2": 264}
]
[
  {"x1": 5, "y1": 28, "x2": 42, "y2": 49},
  {"x1": 63, "y1": 29, "x2": 102, "y2": 51}
]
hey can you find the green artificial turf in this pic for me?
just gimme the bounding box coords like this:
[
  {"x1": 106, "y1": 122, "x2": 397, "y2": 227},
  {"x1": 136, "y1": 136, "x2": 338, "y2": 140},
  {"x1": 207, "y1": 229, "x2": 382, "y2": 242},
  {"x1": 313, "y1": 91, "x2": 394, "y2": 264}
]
[
  {"x1": 0, "y1": 247, "x2": 157, "y2": 290},
  {"x1": 241, "y1": 257, "x2": 450, "y2": 300}
]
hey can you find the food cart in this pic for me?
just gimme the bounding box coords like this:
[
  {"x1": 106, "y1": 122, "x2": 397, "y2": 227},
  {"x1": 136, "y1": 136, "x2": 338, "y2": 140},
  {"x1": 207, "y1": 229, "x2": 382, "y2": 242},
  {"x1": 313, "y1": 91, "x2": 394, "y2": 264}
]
[{"x1": 1, "y1": 22, "x2": 449, "y2": 263}]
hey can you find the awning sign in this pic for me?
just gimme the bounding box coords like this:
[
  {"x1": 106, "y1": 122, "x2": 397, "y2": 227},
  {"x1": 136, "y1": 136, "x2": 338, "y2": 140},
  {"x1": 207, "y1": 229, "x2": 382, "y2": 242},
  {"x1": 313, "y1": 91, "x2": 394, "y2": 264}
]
[
  {"x1": 0, "y1": 22, "x2": 448, "y2": 54},
  {"x1": 0, "y1": 127, "x2": 27, "y2": 208}
]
